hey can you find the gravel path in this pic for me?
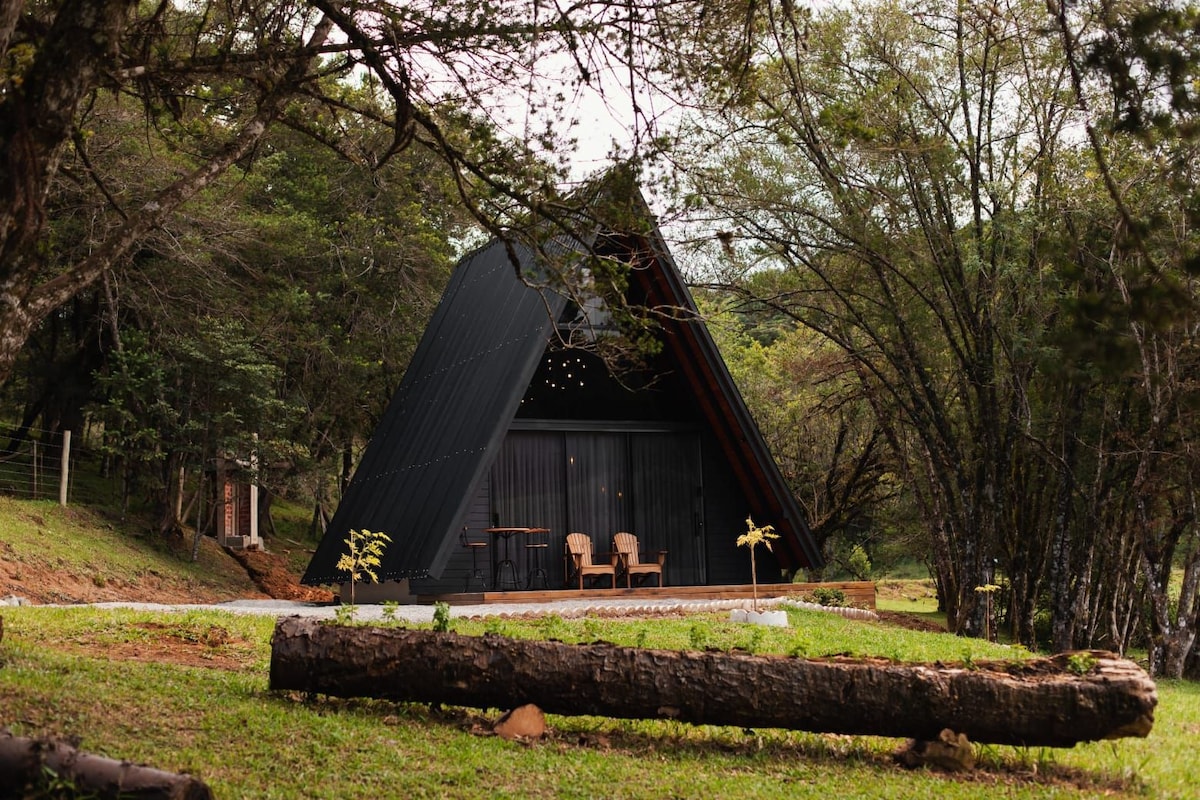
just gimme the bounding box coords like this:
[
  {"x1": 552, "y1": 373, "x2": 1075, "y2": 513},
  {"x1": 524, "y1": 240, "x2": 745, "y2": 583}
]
[{"x1": 73, "y1": 595, "x2": 877, "y2": 623}]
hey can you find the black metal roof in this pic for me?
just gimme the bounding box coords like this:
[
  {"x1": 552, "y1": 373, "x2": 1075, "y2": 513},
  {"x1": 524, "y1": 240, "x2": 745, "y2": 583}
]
[
  {"x1": 302, "y1": 234, "x2": 570, "y2": 584},
  {"x1": 302, "y1": 187, "x2": 822, "y2": 585}
]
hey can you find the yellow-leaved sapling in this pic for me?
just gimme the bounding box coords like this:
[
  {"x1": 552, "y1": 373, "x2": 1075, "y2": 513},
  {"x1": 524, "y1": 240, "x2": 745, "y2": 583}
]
[
  {"x1": 336, "y1": 528, "x2": 392, "y2": 609},
  {"x1": 737, "y1": 516, "x2": 778, "y2": 613}
]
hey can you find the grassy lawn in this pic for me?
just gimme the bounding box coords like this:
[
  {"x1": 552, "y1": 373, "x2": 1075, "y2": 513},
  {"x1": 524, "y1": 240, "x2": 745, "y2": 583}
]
[
  {"x1": 1, "y1": 605, "x2": 1194, "y2": 799},
  {"x1": 0, "y1": 496, "x2": 260, "y2": 603}
]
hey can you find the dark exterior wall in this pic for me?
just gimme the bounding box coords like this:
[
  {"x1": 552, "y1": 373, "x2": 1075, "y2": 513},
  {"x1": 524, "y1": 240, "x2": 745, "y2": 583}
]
[
  {"x1": 410, "y1": 473, "x2": 494, "y2": 595},
  {"x1": 700, "y1": 430, "x2": 782, "y2": 585},
  {"x1": 518, "y1": 349, "x2": 688, "y2": 423},
  {"x1": 415, "y1": 426, "x2": 787, "y2": 593}
]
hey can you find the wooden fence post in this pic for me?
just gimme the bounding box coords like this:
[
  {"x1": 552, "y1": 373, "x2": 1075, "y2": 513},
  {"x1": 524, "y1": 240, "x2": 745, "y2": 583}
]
[{"x1": 59, "y1": 430, "x2": 71, "y2": 507}]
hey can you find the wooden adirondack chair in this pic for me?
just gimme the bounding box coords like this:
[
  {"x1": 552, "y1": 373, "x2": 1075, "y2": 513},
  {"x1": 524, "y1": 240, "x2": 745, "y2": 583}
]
[
  {"x1": 565, "y1": 533, "x2": 617, "y2": 590},
  {"x1": 613, "y1": 532, "x2": 667, "y2": 588}
]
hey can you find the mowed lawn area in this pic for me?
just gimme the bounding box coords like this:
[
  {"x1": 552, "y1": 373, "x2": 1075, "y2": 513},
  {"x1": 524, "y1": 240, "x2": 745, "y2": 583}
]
[{"x1": 1, "y1": 604, "x2": 1196, "y2": 800}]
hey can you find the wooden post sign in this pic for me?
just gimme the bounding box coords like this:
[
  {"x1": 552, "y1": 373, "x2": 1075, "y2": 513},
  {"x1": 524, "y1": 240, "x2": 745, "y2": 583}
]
[{"x1": 269, "y1": 617, "x2": 1156, "y2": 747}]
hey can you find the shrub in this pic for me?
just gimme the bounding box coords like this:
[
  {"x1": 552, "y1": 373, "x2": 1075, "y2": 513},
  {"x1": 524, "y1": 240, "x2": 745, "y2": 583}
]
[
  {"x1": 846, "y1": 545, "x2": 872, "y2": 581},
  {"x1": 810, "y1": 587, "x2": 847, "y2": 607},
  {"x1": 432, "y1": 601, "x2": 452, "y2": 632}
]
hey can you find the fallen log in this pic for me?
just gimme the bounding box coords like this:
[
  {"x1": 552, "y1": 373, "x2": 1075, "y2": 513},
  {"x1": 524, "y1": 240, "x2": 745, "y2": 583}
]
[
  {"x1": 0, "y1": 731, "x2": 212, "y2": 800},
  {"x1": 269, "y1": 616, "x2": 1156, "y2": 747}
]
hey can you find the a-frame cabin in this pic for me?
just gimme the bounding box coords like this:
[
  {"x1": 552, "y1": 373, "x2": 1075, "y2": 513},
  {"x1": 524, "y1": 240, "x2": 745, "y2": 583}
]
[{"x1": 302, "y1": 182, "x2": 822, "y2": 597}]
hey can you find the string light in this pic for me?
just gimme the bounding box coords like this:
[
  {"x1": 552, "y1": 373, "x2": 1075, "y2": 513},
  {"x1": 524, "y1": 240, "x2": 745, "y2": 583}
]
[{"x1": 540, "y1": 354, "x2": 589, "y2": 391}]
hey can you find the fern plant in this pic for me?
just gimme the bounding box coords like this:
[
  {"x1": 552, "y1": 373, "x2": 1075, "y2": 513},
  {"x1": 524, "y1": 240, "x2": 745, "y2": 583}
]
[{"x1": 335, "y1": 528, "x2": 392, "y2": 606}]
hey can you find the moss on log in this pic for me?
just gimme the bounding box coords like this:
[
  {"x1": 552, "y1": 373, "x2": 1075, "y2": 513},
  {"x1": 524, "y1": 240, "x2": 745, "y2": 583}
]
[{"x1": 269, "y1": 616, "x2": 1156, "y2": 747}]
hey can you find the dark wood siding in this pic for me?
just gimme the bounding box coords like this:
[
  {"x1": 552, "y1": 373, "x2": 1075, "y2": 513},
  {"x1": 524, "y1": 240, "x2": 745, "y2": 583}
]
[
  {"x1": 699, "y1": 430, "x2": 786, "y2": 585},
  {"x1": 411, "y1": 472, "x2": 494, "y2": 595}
]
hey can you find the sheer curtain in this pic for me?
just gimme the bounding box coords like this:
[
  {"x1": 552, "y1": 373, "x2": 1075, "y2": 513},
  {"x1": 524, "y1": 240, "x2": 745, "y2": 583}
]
[
  {"x1": 491, "y1": 432, "x2": 567, "y2": 582},
  {"x1": 491, "y1": 432, "x2": 565, "y2": 531},
  {"x1": 565, "y1": 433, "x2": 629, "y2": 553},
  {"x1": 493, "y1": 430, "x2": 695, "y2": 581},
  {"x1": 631, "y1": 433, "x2": 703, "y2": 585}
]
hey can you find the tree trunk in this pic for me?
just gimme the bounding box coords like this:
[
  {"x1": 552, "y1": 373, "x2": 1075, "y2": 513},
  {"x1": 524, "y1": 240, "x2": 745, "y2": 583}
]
[
  {"x1": 258, "y1": 486, "x2": 277, "y2": 539},
  {"x1": 158, "y1": 451, "x2": 186, "y2": 536},
  {"x1": 0, "y1": 731, "x2": 211, "y2": 800},
  {"x1": 0, "y1": 6, "x2": 336, "y2": 386},
  {"x1": 269, "y1": 617, "x2": 1157, "y2": 748},
  {"x1": 1050, "y1": 387, "x2": 1084, "y2": 652},
  {"x1": 341, "y1": 440, "x2": 354, "y2": 494}
]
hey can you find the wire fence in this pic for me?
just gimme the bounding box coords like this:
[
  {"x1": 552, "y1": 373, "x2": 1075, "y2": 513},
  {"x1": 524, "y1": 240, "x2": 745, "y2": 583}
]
[{"x1": 0, "y1": 423, "x2": 122, "y2": 507}]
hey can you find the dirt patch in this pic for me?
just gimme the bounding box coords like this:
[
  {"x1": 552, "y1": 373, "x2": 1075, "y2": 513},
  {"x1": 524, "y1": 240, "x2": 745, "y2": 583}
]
[
  {"x1": 52, "y1": 621, "x2": 259, "y2": 671},
  {"x1": 874, "y1": 610, "x2": 946, "y2": 633},
  {"x1": 0, "y1": 543, "x2": 266, "y2": 606},
  {"x1": 225, "y1": 548, "x2": 334, "y2": 603},
  {"x1": 0, "y1": 530, "x2": 328, "y2": 606}
]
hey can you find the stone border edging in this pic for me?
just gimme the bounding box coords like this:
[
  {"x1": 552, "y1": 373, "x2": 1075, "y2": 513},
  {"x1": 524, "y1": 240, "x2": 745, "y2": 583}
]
[{"x1": 466, "y1": 595, "x2": 879, "y2": 622}]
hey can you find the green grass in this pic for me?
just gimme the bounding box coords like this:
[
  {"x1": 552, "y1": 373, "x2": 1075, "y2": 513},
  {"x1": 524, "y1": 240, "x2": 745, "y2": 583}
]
[
  {"x1": 875, "y1": 578, "x2": 939, "y2": 611},
  {"x1": 0, "y1": 495, "x2": 1192, "y2": 798},
  {"x1": 451, "y1": 605, "x2": 1025, "y2": 664},
  {"x1": 0, "y1": 496, "x2": 258, "y2": 601},
  {"x1": 263, "y1": 495, "x2": 324, "y2": 577},
  {"x1": 875, "y1": 558, "x2": 934, "y2": 581},
  {"x1": 1, "y1": 606, "x2": 1193, "y2": 799}
]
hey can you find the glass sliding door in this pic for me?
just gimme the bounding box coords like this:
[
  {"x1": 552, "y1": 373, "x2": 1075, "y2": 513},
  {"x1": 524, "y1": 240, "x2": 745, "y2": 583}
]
[
  {"x1": 565, "y1": 433, "x2": 630, "y2": 556},
  {"x1": 631, "y1": 433, "x2": 704, "y2": 585},
  {"x1": 490, "y1": 432, "x2": 566, "y2": 586},
  {"x1": 491, "y1": 428, "x2": 704, "y2": 587},
  {"x1": 490, "y1": 431, "x2": 565, "y2": 530}
]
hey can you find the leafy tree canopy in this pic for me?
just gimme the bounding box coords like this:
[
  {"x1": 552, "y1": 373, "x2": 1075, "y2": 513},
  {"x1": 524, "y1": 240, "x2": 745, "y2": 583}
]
[{"x1": 0, "y1": 0, "x2": 731, "y2": 386}]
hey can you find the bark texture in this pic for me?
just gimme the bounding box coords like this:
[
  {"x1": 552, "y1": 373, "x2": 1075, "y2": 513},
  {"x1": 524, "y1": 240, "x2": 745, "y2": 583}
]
[
  {"x1": 269, "y1": 616, "x2": 1157, "y2": 747},
  {"x1": 0, "y1": 731, "x2": 212, "y2": 799}
]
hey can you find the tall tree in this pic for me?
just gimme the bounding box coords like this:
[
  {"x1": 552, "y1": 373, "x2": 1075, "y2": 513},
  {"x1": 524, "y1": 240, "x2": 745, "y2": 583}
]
[
  {"x1": 0, "y1": 0, "x2": 719, "y2": 386},
  {"x1": 677, "y1": 0, "x2": 1200, "y2": 674},
  {"x1": 78, "y1": 93, "x2": 466, "y2": 534},
  {"x1": 682, "y1": 0, "x2": 1093, "y2": 637},
  {"x1": 1049, "y1": 0, "x2": 1200, "y2": 675},
  {"x1": 1047, "y1": 138, "x2": 1200, "y2": 675}
]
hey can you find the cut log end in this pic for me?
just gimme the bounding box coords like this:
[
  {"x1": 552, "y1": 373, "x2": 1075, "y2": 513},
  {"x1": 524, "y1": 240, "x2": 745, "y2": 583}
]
[{"x1": 1104, "y1": 715, "x2": 1155, "y2": 740}]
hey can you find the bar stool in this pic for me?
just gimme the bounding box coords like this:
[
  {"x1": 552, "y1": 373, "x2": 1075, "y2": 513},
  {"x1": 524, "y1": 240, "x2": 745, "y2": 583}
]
[
  {"x1": 460, "y1": 527, "x2": 488, "y2": 592},
  {"x1": 524, "y1": 528, "x2": 550, "y2": 589},
  {"x1": 487, "y1": 528, "x2": 522, "y2": 590}
]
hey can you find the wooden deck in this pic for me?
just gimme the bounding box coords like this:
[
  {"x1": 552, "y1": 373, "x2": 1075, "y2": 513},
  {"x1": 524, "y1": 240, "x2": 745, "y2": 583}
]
[{"x1": 417, "y1": 581, "x2": 875, "y2": 609}]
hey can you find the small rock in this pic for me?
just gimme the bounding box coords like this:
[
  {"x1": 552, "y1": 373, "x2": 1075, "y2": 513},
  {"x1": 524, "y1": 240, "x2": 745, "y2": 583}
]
[
  {"x1": 0, "y1": 595, "x2": 27, "y2": 607},
  {"x1": 894, "y1": 728, "x2": 975, "y2": 772},
  {"x1": 493, "y1": 703, "x2": 546, "y2": 741}
]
